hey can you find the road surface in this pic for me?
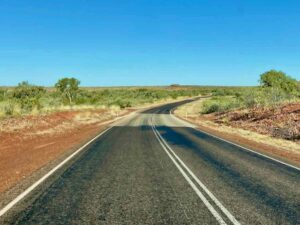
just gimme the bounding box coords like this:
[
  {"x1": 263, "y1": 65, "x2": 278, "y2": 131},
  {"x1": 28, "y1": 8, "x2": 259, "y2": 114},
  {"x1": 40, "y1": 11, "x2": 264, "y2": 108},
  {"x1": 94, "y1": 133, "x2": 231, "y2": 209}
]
[{"x1": 1, "y1": 100, "x2": 299, "y2": 225}]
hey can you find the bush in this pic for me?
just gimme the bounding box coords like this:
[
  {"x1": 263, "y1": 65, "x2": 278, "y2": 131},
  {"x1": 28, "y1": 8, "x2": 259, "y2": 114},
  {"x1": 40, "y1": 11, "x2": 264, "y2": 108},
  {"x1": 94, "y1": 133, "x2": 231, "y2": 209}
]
[
  {"x1": 113, "y1": 99, "x2": 132, "y2": 108},
  {"x1": 0, "y1": 90, "x2": 6, "y2": 101},
  {"x1": 272, "y1": 123, "x2": 300, "y2": 140},
  {"x1": 260, "y1": 70, "x2": 298, "y2": 95},
  {"x1": 12, "y1": 81, "x2": 46, "y2": 112},
  {"x1": 265, "y1": 88, "x2": 290, "y2": 107},
  {"x1": 39, "y1": 95, "x2": 63, "y2": 110},
  {"x1": 240, "y1": 86, "x2": 294, "y2": 109},
  {"x1": 242, "y1": 90, "x2": 258, "y2": 108},
  {"x1": 202, "y1": 102, "x2": 220, "y2": 114},
  {"x1": 13, "y1": 81, "x2": 45, "y2": 99},
  {"x1": 212, "y1": 89, "x2": 227, "y2": 96},
  {"x1": 201, "y1": 97, "x2": 241, "y2": 114},
  {"x1": 4, "y1": 101, "x2": 16, "y2": 116}
]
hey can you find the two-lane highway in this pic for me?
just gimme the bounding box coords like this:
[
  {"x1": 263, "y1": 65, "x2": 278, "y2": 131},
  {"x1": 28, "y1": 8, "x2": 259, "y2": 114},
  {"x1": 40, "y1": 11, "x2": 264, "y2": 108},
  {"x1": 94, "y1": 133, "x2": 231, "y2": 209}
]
[{"x1": 1, "y1": 100, "x2": 299, "y2": 225}]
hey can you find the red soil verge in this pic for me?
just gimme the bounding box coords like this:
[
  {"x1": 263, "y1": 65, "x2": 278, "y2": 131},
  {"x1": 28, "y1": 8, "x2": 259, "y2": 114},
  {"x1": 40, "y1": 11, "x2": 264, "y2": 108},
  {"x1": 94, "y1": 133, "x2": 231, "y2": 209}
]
[
  {"x1": 176, "y1": 115, "x2": 300, "y2": 166},
  {"x1": 0, "y1": 109, "x2": 131, "y2": 194},
  {"x1": 177, "y1": 103, "x2": 300, "y2": 166},
  {"x1": 216, "y1": 102, "x2": 300, "y2": 140}
]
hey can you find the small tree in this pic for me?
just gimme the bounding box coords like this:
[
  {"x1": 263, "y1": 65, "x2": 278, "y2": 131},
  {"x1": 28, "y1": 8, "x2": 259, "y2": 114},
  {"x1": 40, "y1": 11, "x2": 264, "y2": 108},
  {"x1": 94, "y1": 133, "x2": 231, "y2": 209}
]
[
  {"x1": 260, "y1": 70, "x2": 298, "y2": 95},
  {"x1": 55, "y1": 78, "x2": 80, "y2": 104},
  {"x1": 13, "y1": 81, "x2": 46, "y2": 111}
]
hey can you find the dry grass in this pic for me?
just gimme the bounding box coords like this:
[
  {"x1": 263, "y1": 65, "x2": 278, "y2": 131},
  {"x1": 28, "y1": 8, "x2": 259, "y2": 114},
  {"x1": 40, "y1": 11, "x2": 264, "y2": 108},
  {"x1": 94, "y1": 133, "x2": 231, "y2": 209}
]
[
  {"x1": 0, "y1": 109, "x2": 123, "y2": 136},
  {"x1": 175, "y1": 98, "x2": 204, "y2": 117},
  {"x1": 174, "y1": 99, "x2": 300, "y2": 154}
]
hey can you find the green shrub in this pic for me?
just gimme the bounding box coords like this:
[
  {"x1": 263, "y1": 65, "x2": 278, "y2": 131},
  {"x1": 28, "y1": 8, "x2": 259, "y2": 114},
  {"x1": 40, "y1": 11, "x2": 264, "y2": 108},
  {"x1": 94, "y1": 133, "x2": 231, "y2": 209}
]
[
  {"x1": 4, "y1": 101, "x2": 15, "y2": 116},
  {"x1": 12, "y1": 81, "x2": 46, "y2": 113},
  {"x1": 55, "y1": 77, "x2": 80, "y2": 104},
  {"x1": 201, "y1": 97, "x2": 241, "y2": 114},
  {"x1": 39, "y1": 95, "x2": 63, "y2": 110},
  {"x1": 240, "y1": 86, "x2": 294, "y2": 109},
  {"x1": 202, "y1": 102, "x2": 220, "y2": 114},
  {"x1": 13, "y1": 81, "x2": 45, "y2": 99},
  {"x1": 212, "y1": 89, "x2": 226, "y2": 96},
  {"x1": 2, "y1": 73, "x2": 297, "y2": 117},
  {"x1": 242, "y1": 90, "x2": 258, "y2": 108},
  {"x1": 0, "y1": 90, "x2": 6, "y2": 101},
  {"x1": 112, "y1": 99, "x2": 132, "y2": 108},
  {"x1": 260, "y1": 70, "x2": 299, "y2": 95}
]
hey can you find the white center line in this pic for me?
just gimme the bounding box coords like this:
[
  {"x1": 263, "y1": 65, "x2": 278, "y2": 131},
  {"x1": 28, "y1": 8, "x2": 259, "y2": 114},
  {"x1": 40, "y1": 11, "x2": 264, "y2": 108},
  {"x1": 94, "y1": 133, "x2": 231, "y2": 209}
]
[
  {"x1": 151, "y1": 123, "x2": 228, "y2": 225},
  {"x1": 151, "y1": 114, "x2": 242, "y2": 225}
]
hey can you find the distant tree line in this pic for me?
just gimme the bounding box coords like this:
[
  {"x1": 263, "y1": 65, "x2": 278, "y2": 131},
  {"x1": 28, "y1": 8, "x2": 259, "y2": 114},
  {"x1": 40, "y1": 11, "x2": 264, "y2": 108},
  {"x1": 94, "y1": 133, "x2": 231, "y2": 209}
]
[
  {"x1": 0, "y1": 70, "x2": 298, "y2": 117},
  {"x1": 0, "y1": 77, "x2": 207, "y2": 117}
]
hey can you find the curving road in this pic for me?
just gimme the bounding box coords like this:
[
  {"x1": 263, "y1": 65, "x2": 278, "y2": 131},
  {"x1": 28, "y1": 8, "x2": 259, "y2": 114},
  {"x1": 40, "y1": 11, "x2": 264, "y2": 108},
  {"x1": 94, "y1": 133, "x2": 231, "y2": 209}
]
[{"x1": 1, "y1": 100, "x2": 300, "y2": 225}]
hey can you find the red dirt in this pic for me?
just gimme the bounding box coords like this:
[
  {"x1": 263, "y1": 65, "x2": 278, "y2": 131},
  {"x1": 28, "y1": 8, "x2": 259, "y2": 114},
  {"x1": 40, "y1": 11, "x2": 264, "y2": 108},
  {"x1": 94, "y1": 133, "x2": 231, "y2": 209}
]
[
  {"x1": 0, "y1": 109, "x2": 130, "y2": 194},
  {"x1": 215, "y1": 102, "x2": 300, "y2": 140},
  {"x1": 176, "y1": 102, "x2": 300, "y2": 166},
  {"x1": 179, "y1": 116, "x2": 300, "y2": 166}
]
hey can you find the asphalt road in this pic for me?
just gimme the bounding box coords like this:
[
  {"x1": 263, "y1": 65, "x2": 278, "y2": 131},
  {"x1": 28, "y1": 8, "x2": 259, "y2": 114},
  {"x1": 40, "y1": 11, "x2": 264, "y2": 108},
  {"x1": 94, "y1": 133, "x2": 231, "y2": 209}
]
[{"x1": 1, "y1": 99, "x2": 300, "y2": 225}]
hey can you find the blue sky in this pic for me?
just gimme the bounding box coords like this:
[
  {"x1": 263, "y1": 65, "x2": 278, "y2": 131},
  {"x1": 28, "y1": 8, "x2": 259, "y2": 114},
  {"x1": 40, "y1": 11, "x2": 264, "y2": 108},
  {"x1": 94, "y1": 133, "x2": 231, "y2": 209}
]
[{"x1": 0, "y1": 0, "x2": 300, "y2": 86}]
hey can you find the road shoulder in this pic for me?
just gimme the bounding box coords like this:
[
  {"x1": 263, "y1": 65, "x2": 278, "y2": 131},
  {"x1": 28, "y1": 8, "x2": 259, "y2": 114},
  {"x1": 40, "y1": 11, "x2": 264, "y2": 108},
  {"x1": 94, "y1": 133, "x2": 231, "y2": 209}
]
[{"x1": 173, "y1": 101, "x2": 300, "y2": 168}]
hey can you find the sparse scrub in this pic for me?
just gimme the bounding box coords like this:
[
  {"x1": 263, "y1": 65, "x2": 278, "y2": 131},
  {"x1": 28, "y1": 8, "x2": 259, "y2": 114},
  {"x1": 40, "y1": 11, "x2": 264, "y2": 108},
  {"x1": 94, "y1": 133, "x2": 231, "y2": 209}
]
[
  {"x1": 3, "y1": 101, "x2": 16, "y2": 116},
  {"x1": 201, "y1": 97, "x2": 241, "y2": 114},
  {"x1": 0, "y1": 70, "x2": 298, "y2": 118},
  {"x1": 0, "y1": 90, "x2": 6, "y2": 101},
  {"x1": 12, "y1": 81, "x2": 46, "y2": 113},
  {"x1": 0, "y1": 79, "x2": 207, "y2": 118},
  {"x1": 240, "y1": 87, "x2": 297, "y2": 109},
  {"x1": 200, "y1": 70, "x2": 299, "y2": 114},
  {"x1": 272, "y1": 123, "x2": 300, "y2": 140}
]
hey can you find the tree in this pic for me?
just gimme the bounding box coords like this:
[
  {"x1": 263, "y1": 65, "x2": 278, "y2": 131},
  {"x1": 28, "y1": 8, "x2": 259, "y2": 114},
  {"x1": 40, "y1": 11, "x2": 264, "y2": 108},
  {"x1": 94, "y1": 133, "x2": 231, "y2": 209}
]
[
  {"x1": 55, "y1": 78, "x2": 80, "y2": 104},
  {"x1": 259, "y1": 70, "x2": 298, "y2": 95},
  {"x1": 13, "y1": 81, "x2": 46, "y2": 111}
]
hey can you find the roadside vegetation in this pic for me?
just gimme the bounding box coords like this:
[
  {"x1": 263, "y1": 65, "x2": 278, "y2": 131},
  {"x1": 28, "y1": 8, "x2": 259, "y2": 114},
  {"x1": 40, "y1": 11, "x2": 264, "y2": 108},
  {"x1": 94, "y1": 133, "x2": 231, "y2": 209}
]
[
  {"x1": 201, "y1": 70, "x2": 299, "y2": 114},
  {"x1": 178, "y1": 70, "x2": 300, "y2": 141},
  {"x1": 1, "y1": 70, "x2": 299, "y2": 140},
  {"x1": 0, "y1": 78, "x2": 212, "y2": 118}
]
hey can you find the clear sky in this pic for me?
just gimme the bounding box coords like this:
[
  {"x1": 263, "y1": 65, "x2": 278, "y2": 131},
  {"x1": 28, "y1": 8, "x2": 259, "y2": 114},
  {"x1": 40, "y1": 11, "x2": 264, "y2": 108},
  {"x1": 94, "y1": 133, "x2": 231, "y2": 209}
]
[{"x1": 0, "y1": 0, "x2": 300, "y2": 86}]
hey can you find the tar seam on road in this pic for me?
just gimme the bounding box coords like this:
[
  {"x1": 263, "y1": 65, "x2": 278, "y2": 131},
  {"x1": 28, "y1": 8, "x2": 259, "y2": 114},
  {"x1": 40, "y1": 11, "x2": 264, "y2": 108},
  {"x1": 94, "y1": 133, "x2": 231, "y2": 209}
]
[
  {"x1": 151, "y1": 117, "x2": 241, "y2": 225},
  {"x1": 169, "y1": 109, "x2": 300, "y2": 172},
  {"x1": 0, "y1": 127, "x2": 113, "y2": 218}
]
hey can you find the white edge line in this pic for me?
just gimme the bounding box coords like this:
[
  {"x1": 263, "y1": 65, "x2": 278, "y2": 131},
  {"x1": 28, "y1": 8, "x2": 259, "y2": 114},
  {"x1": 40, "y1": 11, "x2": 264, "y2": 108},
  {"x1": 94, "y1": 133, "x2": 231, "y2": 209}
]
[
  {"x1": 169, "y1": 109, "x2": 300, "y2": 172},
  {"x1": 0, "y1": 109, "x2": 139, "y2": 218},
  {"x1": 0, "y1": 127, "x2": 112, "y2": 217},
  {"x1": 153, "y1": 123, "x2": 241, "y2": 225},
  {"x1": 0, "y1": 104, "x2": 171, "y2": 217},
  {"x1": 151, "y1": 121, "x2": 227, "y2": 225}
]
